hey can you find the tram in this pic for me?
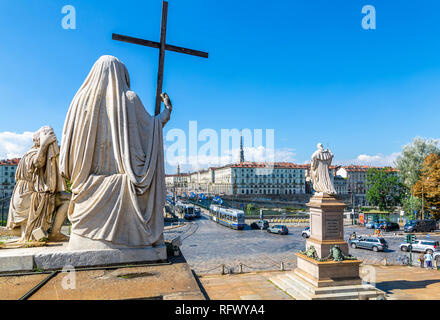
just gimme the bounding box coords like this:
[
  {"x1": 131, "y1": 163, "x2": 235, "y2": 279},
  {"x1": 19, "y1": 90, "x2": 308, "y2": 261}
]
[
  {"x1": 174, "y1": 201, "x2": 197, "y2": 220},
  {"x1": 208, "y1": 204, "x2": 246, "y2": 230}
]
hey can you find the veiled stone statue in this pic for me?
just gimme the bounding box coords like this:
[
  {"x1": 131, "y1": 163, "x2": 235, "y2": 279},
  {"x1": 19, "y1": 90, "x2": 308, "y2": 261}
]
[
  {"x1": 59, "y1": 55, "x2": 172, "y2": 249},
  {"x1": 0, "y1": 126, "x2": 70, "y2": 243},
  {"x1": 310, "y1": 143, "x2": 337, "y2": 195}
]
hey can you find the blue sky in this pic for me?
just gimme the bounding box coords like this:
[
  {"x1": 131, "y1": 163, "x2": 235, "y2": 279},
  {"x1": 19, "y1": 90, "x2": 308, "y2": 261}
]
[{"x1": 0, "y1": 0, "x2": 439, "y2": 172}]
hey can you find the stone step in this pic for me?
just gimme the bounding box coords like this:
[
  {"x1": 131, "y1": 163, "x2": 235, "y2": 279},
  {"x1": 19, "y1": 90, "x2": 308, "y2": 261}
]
[
  {"x1": 269, "y1": 276, "x2": 309, "y2": 300},
  {"x1": 285, "y1": 273, "x2": 374, "y2": 295},
  {"x1": 270, "y1": 273, "x2": 383, "y2": 300},
  {"x1": 285, "y1": 287, "x2": 312, "y2": 300},
  {"x1": 283, "y1": 273, "x2": 316, "y2": 294},
  {"x1": 310, "y1": 290, "x2": 380, "y2": 300}
]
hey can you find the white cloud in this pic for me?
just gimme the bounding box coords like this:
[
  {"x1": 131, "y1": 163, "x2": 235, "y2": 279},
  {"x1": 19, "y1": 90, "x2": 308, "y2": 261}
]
[
  {"x1": 0, "y1": 131, "x2": 34, "y2": 159},
  {"x1": 337, "y1": 152, "x2": 400, "y2": 167}
]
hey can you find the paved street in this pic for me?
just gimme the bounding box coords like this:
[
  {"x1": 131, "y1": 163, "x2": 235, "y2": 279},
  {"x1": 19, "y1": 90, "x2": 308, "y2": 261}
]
[{"x1": 165, "y1": 210, "x2": 440, "y2": 275}]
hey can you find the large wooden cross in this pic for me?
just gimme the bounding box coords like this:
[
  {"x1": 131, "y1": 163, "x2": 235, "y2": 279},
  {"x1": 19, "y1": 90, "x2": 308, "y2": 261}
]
[{"x1": 112, "y1": 1, "x2": 209, "y2": 116}]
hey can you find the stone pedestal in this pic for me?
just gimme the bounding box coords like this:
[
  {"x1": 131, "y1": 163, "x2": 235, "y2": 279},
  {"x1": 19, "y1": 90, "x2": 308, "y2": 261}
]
[
  {"x1": 270, "y1": 193, "x2": 384, "y2": 300},
  {"x1": 306, "y1": 193, "x2": 348, "y2": 258}
]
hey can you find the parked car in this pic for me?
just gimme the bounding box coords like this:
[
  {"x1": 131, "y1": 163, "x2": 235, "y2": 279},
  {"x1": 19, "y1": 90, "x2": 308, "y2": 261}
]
[
  {"x1": 302, "y1": 226, "x2": 311, "y2": 238},
  {"x1": 400, "y1": 239, "x2": 439, "y2": 254},
  {"x1": 267, "y1": 225, "x2": 289, "y2": 235},
  {"x1": 250, "y1": 219, "x2": 269, "y2": 230},
  {"x1": 433, "y1": 252, "x2": 440, "y2": 265},
  {"x1": 404, "y1": 219, "x2": 437, "y2": 233},
  {"x1": 365, "y1": 221, "x2": 376, "y2": 229},
  {"x1": 349, "y1": 237, "x2": 388, "y2": 252},
  {"x1": 379, "y1": 221, "x2": 400, "y2": 232}
]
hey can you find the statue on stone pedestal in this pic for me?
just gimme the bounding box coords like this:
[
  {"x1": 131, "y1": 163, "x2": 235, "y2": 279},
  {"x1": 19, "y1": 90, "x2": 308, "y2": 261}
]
[
  {"x1": 0, "y1": 126, "x2": 70, "y2": 243},
  {"x1": 310, "y1": 143, "x2": 337, "y2": 195},
  {"x1": 59, "y1": 55, "x2": 172, "y2": 248}
]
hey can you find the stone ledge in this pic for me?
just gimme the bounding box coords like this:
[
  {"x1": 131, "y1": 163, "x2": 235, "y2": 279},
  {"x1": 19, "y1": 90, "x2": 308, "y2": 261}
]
[
  {"x1": 34, "y1": 246, "x2": 167, "y2": 270},
  {"x1": 0, "y1": 242, "x2": 167, "y2": 272}
]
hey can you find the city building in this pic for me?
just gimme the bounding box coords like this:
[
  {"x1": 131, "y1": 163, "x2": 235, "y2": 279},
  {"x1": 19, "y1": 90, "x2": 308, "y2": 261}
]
[
  {"x1": 167, "y1": 162, "x2": 307, "y2": 196},
  {"x1": 336, "y1": 165, "x2": 399, "y2": 206},
  {"x1": 0, "y1": 158, "x2": 20, "y2": 222}
]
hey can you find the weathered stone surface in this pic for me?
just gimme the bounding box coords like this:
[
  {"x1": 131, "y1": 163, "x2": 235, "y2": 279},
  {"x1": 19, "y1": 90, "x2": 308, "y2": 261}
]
[
  {"x1": 34, "y1": 246, "x2": 167, "y2": 270},
  {"x1": 0, "y1": 273, "x2": 49, "y2": 300},
  {"x1": 0, "y1": 254, "x2": 34, "y2": 273},
  {"x1": 28, "y1": 259, "x2": 204, "y2": 300},
  {"x1": 0, "y1": 242, "x2": 166, "y2": 272}
]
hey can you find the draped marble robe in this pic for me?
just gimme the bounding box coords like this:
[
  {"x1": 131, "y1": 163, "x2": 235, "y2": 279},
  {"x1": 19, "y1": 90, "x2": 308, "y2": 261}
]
[
  {"x1": 59, "y1": 55, "x2": 170, "y2": 247},
  {"x1": 24, "y1": 140, "x2": 64, "y2": 241},
  {"x1": 7, "y1": 149, "x2": 37, "y2": 230},
  {"x1": 7, "y1": 135, "x2": 65, "y2": 241},
  {"x1": 310, "y1": 144, "x2": 337, "y2": 195}
]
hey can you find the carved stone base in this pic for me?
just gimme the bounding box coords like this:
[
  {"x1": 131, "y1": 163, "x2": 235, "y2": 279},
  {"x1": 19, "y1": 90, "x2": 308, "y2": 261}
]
[
  {"x1": 296, "y1": 253, "x2": 362, "y2": 285},
  {"x1": 306, "y1": 238, "x2": 349, "y2": 258}
]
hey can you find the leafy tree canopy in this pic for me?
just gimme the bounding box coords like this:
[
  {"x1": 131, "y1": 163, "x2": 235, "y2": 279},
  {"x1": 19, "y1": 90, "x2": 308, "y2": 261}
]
[
  {"x1": 395, "y1": 137, "x2": 440, "y2": 188},
  {"x1": 366, "y1": 168, "x2": 406, "y2": 212},
  {"x1": 413, "y1": 153, "x2": 440, "y2": 219}
]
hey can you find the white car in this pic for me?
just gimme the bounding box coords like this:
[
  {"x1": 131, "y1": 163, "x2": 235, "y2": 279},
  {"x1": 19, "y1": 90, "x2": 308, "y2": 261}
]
[
  {"x1": 400, "y1": 240, "x2": 439, "y2": 254},
  {"x1": 302, "y1": 227, "x2": 310, "y2": 238},
  {"x1": 433, "y1": 252, "x2": 440, "y2": 265}
]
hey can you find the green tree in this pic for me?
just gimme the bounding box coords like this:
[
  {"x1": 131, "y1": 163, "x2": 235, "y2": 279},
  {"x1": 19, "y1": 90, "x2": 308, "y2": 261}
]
[
  {"x1": 366, "y1": 168, "x2": 406, "y2": 211},
  {"x1": 413, "y1": 153, "x2": 440, "y2": 219},
  {"x1": 395, "y1": 137, "x2": 440, "y2": 187},
  {"x1": 395, "y1": 137, "x2": 440, "y2": 215},
  {"x1": 401, "y1": 196, "x2": 422, "y2": 219}
]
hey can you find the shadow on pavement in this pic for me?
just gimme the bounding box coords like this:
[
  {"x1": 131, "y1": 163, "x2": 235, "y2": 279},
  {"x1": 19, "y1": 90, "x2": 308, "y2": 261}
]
[{"x1": 377, "y1": 279, "x2": 440, "y2": 294}]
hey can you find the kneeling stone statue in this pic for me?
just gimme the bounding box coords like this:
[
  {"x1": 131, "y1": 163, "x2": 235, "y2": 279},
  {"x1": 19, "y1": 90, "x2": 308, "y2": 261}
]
[{"x1": 0, "y1": 126, "x2": 70, "y2": 243}]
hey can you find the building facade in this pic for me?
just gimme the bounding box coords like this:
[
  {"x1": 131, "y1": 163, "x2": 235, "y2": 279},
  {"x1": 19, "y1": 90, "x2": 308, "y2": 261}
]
[
  {"x1": 336, "y1": 165, "x2": 399, "y2": 206},
  {"x1": 0, "y1": 158, "x2": 20, "y2": 222},
  {"x1": 167, "y1": 162, "x2": 307, "y2": 197}
]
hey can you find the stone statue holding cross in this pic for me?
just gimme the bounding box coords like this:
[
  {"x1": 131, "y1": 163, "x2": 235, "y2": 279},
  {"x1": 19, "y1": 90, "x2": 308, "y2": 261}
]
[{"x1": 60, "y1": 55, "x2": 172, "y2": 248}]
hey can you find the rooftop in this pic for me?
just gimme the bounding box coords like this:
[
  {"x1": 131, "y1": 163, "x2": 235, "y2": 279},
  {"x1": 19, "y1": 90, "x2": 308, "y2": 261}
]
[
  {"x1": 341, "y1": 165, "x2": 399, "y2": 172},
  {"x1": 0, "y1": 158, "x2": 20, "y2": 166},
  {"x1": 230, "y1": 161, "x2": 309, "y2": 169}
]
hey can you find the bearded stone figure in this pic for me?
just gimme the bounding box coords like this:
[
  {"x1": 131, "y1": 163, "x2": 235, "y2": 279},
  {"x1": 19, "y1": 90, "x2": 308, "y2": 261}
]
[
  {"x1": 59, "y1": 55, "x2": 172, "y2": 249},
  {"x1": 0, "y1": 126, "x2": 70, "y2": 242},
  {"x1": 310, "y1": 143, "x2": 337, "y2": 195}
]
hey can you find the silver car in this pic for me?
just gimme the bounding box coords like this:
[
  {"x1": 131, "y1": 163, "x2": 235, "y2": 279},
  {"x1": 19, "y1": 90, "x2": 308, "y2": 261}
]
[
  {"x1": 400, "y1": 240, "x2": 439, "y2": 254},
  {"x1": 349, "y1": 237, "x2": 388, "y2": 252}
]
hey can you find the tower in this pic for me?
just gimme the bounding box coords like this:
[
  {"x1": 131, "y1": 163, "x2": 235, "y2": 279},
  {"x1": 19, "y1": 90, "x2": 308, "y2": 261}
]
[{"x1": 240, "y1": 131, "x2": 245, "y2": 163}]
